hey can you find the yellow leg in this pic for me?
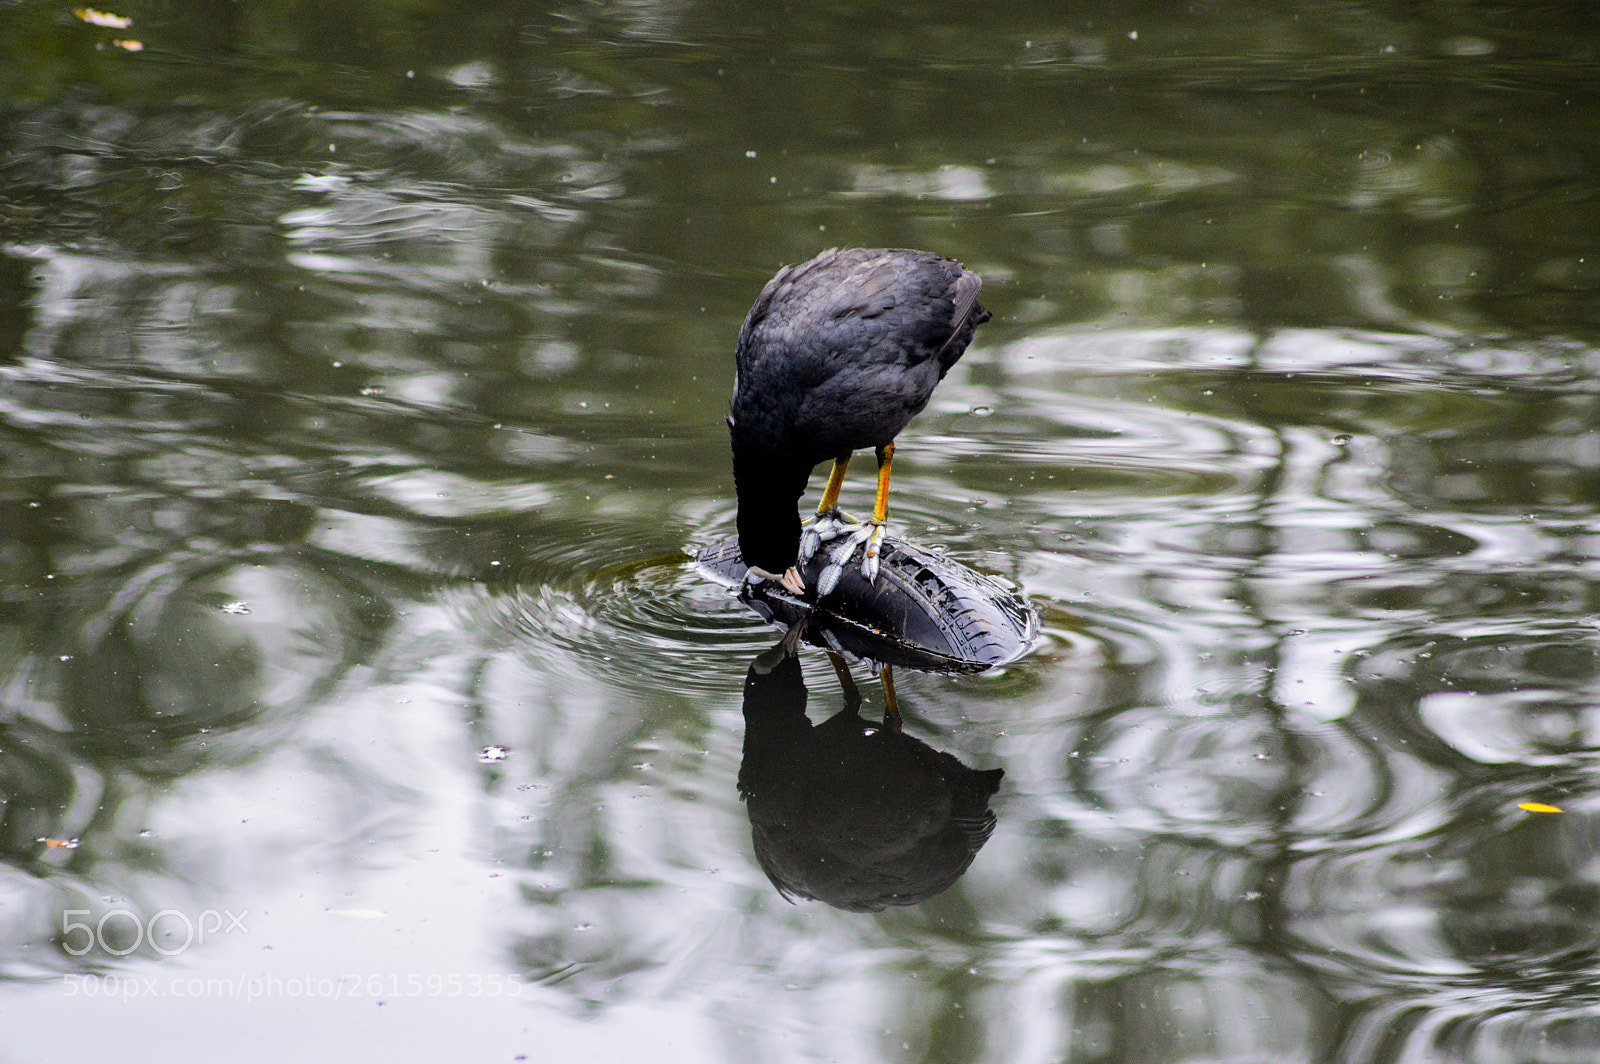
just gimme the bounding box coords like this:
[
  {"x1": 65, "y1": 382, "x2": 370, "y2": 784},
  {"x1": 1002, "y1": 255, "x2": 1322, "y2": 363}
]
[
  {"x1": 826, "y1": 651, "x2": 861, "y2": 711},
  {"x1": 872, "y1": 443, "x2": 895, "y2": 523},
  {"x1": 881, "y1": 665, "x2": 902, "y2": 732},
  {"x1": 817, "y1": 454, "x2": 851, "y2": 514}
]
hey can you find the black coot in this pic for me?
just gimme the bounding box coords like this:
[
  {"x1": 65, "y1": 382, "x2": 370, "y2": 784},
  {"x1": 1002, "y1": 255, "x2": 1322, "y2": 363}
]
[{"x1": 728, "y1": 247, "x2": 990, "y2": 595}]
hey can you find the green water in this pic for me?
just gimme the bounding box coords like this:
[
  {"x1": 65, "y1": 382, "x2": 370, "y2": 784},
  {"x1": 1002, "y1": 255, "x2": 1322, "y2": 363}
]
[{"x1": 2, "y1": 2, "x2": 1600, "y2": 1061}]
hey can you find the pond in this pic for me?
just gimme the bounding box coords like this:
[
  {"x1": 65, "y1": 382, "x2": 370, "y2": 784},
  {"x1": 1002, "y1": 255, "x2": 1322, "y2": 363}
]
[{"x1": 3, "y1": 1, "x2": 1600, "y2": 1060}]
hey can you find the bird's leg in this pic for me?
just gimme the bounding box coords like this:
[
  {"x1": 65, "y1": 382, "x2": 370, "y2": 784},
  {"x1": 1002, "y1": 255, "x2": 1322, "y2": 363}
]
[
  {"x1": 814, "y1": 443, "x2": 897, "y2": 594},
  {"x1": 871, "y1": 442, "x2": 894, "y2": 524},
  {"x1": 859, "y1": 442, "x2": 894, "y2": 581},
  {"x1": 825, "y1": 651, "x2": 862, "y2": 713},
  {"x1": 799, "y1": 454, "x2": 855, "y2": 564},
  {"x1": 816, "y1": 454, "x2": 851, "y2": 515},
  {"x1": 880, "y1": 665, "x2": 903, "y2": 733}
]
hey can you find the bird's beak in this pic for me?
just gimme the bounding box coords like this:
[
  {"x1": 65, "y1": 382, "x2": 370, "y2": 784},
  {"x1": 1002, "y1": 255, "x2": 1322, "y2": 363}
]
[
  {"x1": 778, "y1": 566, "x2": 806, "y2": 595},
  {"x1": 747, "y1": 564, "x2": 808, "y2": 596}
]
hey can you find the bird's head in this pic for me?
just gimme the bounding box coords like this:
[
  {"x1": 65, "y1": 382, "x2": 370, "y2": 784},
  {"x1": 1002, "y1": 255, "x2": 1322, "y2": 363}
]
[{"x1": 732, "y1": 446, "x2": 810, "y2": 579}]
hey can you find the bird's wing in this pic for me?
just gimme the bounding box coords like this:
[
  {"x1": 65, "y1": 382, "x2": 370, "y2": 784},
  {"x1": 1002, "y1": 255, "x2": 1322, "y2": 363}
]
[
  {"x1": 935, "y1": 268, "x2": 983, "y2": 360},
  {"x1": 736, "y1": 249, "x2": 844, "y2": 355},
  {"x1": 823, "y1": 254, "x2": 900, "y2": 321}
]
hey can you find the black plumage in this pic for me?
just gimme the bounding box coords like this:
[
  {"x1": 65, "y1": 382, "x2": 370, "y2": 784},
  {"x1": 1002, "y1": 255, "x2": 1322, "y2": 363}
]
[
  {"x1": 728, "y1": 247, "x2": 990, "y2": 590},
  {"x1": 737, "y1": 648, "x2": 1004, "y2": 912}
]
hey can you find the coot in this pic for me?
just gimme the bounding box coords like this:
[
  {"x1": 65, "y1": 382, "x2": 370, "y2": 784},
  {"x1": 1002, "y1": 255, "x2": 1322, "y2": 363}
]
[{"x1": 728, "y1": 247, "x2": 990, "y2": 595}]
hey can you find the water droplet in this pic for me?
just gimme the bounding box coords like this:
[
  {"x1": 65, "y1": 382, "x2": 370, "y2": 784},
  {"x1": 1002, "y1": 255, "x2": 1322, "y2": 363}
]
[
  {"x1": 970, "y1": 406, "x2": 993, "y2": 417},
  {"x1": 360, "y1": 386, "x2": 386, "y2": 396},
  {"x1": 479, "y1": 745, "x2": 509, "y2": 763},
  {"x1": 1332, "y1": 433, "x2": 1353, "y2": 446},
  {"x1": 219, "y1": 601, "x2": 251, "y2": 615}
]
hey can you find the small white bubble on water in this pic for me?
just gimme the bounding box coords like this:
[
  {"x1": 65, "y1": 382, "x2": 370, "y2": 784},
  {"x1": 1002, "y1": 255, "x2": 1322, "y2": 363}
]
[
  {"x1": 479, "y1": 745, "x2": 509, "y2": 763},
  {"x1": 219, "y1": 601, "x2": 251, "y2": 615}
]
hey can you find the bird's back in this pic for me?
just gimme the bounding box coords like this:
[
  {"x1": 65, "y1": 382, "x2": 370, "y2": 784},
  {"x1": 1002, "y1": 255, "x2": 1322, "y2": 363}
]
[{"x1": 730, "y1": 248, "x2": 988, "y2": 463}]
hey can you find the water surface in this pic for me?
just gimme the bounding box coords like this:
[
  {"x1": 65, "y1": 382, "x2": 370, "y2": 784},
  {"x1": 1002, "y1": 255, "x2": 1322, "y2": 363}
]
[{"x1": 2, "y1": 2, "x2": 1600, "y2": 1061}]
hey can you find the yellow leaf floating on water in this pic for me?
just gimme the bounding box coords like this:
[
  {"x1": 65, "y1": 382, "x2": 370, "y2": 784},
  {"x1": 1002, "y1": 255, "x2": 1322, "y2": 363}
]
[
  {"x1": 37, "y1": 837, "x2": 81, "y2": 849},
  {"x1": 113, "y1": 39, "x2": 143, "y2": 50},
  {"x1": 74, "y1": 8, "x2": 132, "y2": 28},
  {"x1": 1518, "y1": 802, "x2": 1564, "y2": 814}
]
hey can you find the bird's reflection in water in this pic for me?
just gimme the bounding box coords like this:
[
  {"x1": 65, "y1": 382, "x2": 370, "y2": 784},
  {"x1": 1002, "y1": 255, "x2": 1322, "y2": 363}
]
[{"x1": 736, "y1": 639, "x2": 1003, "y2": 913}]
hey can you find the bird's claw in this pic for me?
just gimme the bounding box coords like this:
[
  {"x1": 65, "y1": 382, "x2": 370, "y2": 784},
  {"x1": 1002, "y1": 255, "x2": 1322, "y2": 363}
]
[
  {"x1": 798, "y1": 527, "x2": 821, "y2": 564},
  {"x1": 860, "y1": 523, "x2": 886, "y2": 582},
  {"x1": 795, "y1": 510, "x2": 892, "y2": 599},
  {"x1": 816, "y1": 562, "x2": 843, "y2": 598},
  {"x1": 829, "y1": 525, "x2": 872, "y2": 566},
  {"x1": 808, "y1": 521, "x2": 886, "y2": 597}
]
